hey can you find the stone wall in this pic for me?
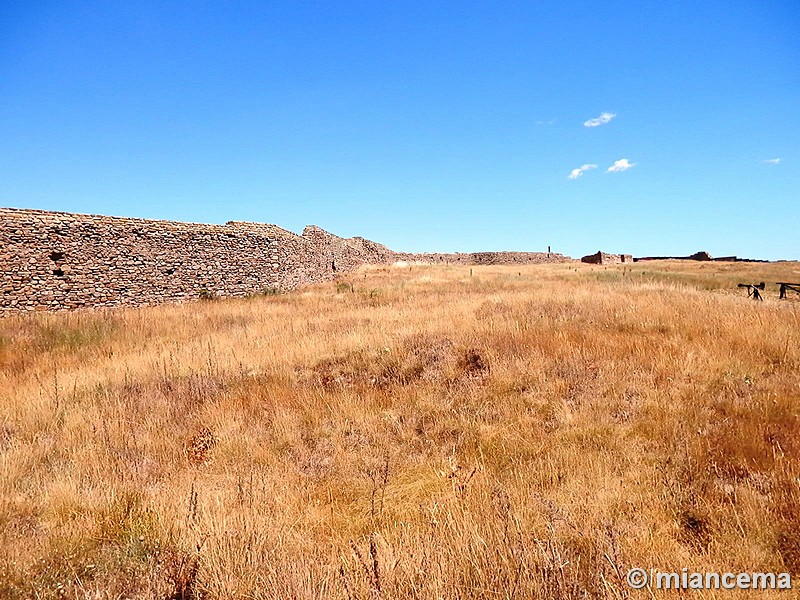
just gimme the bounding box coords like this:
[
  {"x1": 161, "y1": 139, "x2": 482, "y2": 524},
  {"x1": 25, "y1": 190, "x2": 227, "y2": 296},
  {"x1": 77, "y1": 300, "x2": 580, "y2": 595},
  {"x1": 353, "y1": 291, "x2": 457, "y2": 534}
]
[
  {"x1": 580, "y1": 251, "x2": 633, "y2": 265},
  {"x1": 635, "y1": 251, "x2": 711, "y2": 262},
  {"x1": 1, "y1": 207, "x2": 578, "y2": 312},
  {"x1": 301, "y1": 225, "x2": 395, "y2": 275},
  {"x1": 0, "y1": 208, "x2": 390, "y2": 312},
  {"x1": 393, "y1": 251, "x2": 572, "y2": 265}
]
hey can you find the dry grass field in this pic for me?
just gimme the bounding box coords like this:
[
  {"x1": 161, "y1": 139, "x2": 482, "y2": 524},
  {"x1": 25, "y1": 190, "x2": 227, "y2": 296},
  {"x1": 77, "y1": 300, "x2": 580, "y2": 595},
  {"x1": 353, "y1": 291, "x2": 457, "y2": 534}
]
[{"x1": 1, "y1": 260, "x2": 799, "y2": 599}]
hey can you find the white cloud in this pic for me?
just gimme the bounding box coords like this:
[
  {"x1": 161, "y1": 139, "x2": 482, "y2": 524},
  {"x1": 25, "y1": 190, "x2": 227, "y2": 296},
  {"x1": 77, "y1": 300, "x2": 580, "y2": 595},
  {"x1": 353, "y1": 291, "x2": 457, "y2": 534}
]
[
  {"x1": 583, "y1": 112, "x2": 616, "y2": 128},
  {"x1": 762, "y1": 158, "x2": 781, "y2": 165},
  {"x1": 607, "y1": 158, "x2": 636, "y2": 173},
  {"x1": 536, "y1": 117, "x2": 557, "y2": 126},
  {"x1": 568, "y1": 164, "x2": 598, "y2": 179}
]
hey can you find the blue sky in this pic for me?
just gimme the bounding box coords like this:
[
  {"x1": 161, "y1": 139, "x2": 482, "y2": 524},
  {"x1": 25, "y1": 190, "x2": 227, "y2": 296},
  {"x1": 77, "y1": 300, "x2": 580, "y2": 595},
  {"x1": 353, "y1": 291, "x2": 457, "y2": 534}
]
[{"x1": 1, "y1": 1, "x2": 798, "y2": 259}]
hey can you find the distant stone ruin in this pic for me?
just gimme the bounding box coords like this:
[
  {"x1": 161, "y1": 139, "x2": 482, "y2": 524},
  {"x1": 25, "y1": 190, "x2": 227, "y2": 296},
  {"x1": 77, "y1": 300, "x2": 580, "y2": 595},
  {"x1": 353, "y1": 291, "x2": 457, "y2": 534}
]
[
  {"x1": 635, "y1": 251, "x2": 712, "y2": 262},
  {"x1": 580, "y1": 251, "x2": 633, "y2": 265},
  {"x1": 633, "y1": 251, "x2": 767, "y2": 263},
  {"x1": 393, "y1": 251, "x2": 572, "y2": 266},
  {"x1": 0, "y1": 208, "x2": 575, "y2": 312}
]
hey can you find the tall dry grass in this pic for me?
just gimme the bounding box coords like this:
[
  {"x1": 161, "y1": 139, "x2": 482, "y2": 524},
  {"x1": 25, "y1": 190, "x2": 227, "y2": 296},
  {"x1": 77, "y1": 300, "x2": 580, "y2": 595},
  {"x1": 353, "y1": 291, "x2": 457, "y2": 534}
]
[{"x1": 1, "y1": 260, "x2": 799, "y2": 598}]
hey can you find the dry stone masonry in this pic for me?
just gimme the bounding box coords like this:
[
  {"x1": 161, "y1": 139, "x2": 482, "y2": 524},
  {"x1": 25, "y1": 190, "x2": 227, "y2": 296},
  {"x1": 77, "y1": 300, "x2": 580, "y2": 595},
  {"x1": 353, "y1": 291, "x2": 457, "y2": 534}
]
[
  {"x1": 393, "y1": 250, "x2": 572, "y2": 265},
  {"x1": 0, "y1": 208, "x2": 394, "y2": 312},
  {"x1": 1, "y1": 207, "x2": 575, "y2": 312},
  {"x1": 580, "y1": 251, "x2": 633, "y2": 265}
]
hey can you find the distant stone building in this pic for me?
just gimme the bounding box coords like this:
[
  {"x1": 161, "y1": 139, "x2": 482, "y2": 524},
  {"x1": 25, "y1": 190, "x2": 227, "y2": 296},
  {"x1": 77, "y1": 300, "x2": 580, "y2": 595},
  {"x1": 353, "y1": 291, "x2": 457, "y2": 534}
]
[{"x1": 581, "y1": 251, "x2": 633, "y2": 265}]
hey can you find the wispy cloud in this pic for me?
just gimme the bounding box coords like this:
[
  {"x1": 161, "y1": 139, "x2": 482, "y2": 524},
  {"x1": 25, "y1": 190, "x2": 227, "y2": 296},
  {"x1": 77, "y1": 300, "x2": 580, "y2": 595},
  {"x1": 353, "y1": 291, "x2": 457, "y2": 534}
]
[
  {"x1": 583, "y1": 112, "x2": 615, "y2": 128},
  {"x1": 568, "y1": 164, "x2": 598, "y2": 179},
  {"x1": 607, "y1": 158, "x2": 635, "y2": 173},
  {"x1": 762, "y1": 158, "x2": 781, "y2": 165},
  {"x1": 536, "y1": 117, "x2": 557, "y2": 126}
]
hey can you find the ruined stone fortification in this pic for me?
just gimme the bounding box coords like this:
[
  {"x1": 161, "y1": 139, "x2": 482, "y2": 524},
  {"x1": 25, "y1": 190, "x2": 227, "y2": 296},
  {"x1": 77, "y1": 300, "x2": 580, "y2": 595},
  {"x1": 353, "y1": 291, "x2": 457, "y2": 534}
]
[
  {"x1": 394, "y1": 251, "x2": 572, "y2": 265},
  {"x1": 580, "y1": 251, "x2": 633, "y2": 265},
  {"x1": 0, "y1": 207, "x2": 573, "y2": 312},
  {"x1": 0, "y1": 208, "x2": 395, "y2": 312}
]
